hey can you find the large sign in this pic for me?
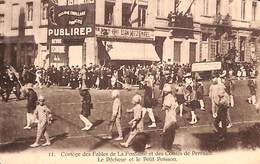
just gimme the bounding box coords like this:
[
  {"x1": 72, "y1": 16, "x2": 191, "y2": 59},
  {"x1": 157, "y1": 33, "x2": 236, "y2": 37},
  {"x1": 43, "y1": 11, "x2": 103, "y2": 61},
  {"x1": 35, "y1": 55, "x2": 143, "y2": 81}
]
[
  {"x1": 48, "y1": 0, "x2": 95, "y2": 41},
  {"x1": 96, "y1": 26, "x2": 154, "y2": 40},
  {"x1": 192, "y1": 62, "x2": 222, "y2": 72}
]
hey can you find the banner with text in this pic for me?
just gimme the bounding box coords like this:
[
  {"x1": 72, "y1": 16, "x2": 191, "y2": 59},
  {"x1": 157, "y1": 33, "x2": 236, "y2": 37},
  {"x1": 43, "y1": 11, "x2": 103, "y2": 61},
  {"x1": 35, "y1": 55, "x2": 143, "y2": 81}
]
[{"x1": 48, "y1": 0, "x2": 95, "y2": 42}]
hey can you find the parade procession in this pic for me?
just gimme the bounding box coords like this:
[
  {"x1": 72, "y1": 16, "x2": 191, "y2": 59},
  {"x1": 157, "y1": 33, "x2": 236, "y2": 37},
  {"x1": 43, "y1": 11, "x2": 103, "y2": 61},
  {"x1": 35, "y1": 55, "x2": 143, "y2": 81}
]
[{"x1": 1, "y1": 0, "x2": 260, "y2": 156}]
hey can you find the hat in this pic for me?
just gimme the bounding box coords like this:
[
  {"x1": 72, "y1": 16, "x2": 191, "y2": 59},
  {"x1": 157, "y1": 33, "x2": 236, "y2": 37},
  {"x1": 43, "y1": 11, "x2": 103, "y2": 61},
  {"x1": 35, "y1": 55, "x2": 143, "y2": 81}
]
[
  {"x1": 26, "y1": 83, "x2": 34, "y2": 89},
  {"x1": 132, "y1": 94, "x2": 142, "y2": 104},
  {"x1": 111, "y1": 90, "x2": 120, "y2": 98},
  {"x1": 38, "y1": 95, "x2": 45, "y2": 101},
  {"x1": 163, "y1": 84, "x2": 172, "y2": 93}
]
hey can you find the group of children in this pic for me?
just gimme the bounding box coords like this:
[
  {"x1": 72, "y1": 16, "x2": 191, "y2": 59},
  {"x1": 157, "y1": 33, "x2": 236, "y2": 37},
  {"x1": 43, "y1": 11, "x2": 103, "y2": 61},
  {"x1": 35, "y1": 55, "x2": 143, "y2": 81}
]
[
  {"x1": 78, "y1": 80, "x2": 178, "y2": 151},
  {"x1": 21, "y1": 72, "x2": 257, "y2": 150},
  {"x1": 174, "y1": 75, "x2": 206, "y2": 125}
]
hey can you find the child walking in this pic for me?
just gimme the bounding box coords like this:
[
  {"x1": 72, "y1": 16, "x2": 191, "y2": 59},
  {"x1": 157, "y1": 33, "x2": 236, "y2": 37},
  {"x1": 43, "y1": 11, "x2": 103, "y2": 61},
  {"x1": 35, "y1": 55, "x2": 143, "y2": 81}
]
[
  {"x1": 120, "y1": 94, "x2": 150, "y2": 148},
  {"x1": 161, "y1": 84, "x2": 179, "y2": 151},
  {"x1": 79, "y1": 87, "x2": 93, "y2": 130},
  {"x1": 104, "y1": 90, "x2": 123, "y2": 140},
  {"x1": 175, "y1": 82, "x2": 185, "y2": 117},
  {"x1": 30, "y1": 95, "x2": 52, "y2": 147},
  {"x1": 186, "y1": 85, "x2": 199, "y2": 125},
  {"x1": 248, "y1": 76, "x2": 257, "y2": 105}
]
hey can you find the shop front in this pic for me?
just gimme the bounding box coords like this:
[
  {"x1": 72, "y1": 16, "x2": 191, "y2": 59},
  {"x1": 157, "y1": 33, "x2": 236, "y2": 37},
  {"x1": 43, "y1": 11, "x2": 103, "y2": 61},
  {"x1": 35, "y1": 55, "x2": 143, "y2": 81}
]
[
  {"x1": 95, "y1": 25, "x2": 160, "y2": 66},
  {"x1": 2, "y1": 36, "x2": 37, "y2": 69},
  {"x1": 47, "y1": 1, "x2": 95, "y2": 67}
]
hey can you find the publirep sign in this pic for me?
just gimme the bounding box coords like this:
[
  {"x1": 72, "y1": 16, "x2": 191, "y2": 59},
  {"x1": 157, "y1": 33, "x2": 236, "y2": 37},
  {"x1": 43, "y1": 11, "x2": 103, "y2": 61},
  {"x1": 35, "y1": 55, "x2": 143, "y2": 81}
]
[
  {"x1": 48, "y1": 0, "x2": 95, "y2": 40},
  {"x1": 48, "y1": 27, "x2": 93, "y2": 37}
]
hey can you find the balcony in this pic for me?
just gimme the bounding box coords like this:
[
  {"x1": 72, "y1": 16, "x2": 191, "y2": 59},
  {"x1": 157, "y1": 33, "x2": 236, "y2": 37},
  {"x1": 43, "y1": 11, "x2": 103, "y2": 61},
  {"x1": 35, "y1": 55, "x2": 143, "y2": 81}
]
[
  {"x1": 167, "y1": 12, "x2": 194, "y2": 29},
  {"x1": 213, "y1": 13, "x2": 232, "y2": 26}
]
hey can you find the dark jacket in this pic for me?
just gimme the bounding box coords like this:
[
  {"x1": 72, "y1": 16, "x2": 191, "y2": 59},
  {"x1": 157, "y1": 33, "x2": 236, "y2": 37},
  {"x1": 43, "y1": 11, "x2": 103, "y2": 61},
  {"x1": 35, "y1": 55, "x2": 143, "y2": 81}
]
[
  {"x1": 143, "y1": 85, "x2": 153, "y2": 108},
  {"x1": 79, "y1": 89, "x2": 92, "y2": 117},
  {"x1": 26, "y1": 89, "x2": 38, "y2": 113}
]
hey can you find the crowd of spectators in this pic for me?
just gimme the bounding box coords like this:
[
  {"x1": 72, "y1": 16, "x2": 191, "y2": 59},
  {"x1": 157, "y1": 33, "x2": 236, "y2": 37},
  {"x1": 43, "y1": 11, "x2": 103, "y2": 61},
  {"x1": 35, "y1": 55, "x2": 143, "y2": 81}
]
[{"x1": 16, "y1": 60, "x2": 258, "y2": 90}]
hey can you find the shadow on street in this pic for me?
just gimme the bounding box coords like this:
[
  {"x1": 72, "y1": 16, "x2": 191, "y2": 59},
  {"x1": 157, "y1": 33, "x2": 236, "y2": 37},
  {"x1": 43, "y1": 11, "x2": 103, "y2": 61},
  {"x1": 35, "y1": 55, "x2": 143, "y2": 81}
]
[
  {"x1": 0, "y1": 133, "x2": 68, "y2": 153},
  {"x1": 192, "y1": 123, "x2": 260, "y2": 151}
]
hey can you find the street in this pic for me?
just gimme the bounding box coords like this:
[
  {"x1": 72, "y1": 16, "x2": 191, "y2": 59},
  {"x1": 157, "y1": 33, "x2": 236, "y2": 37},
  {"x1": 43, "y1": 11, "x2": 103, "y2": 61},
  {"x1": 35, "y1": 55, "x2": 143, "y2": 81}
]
[{"x1": 0, "y1": 80, "x2": 260, "y2": 154}]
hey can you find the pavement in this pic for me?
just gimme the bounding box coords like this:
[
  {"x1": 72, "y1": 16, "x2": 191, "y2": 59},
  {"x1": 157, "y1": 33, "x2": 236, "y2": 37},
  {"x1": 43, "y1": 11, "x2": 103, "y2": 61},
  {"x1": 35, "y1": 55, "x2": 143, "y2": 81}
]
[{"x1": 0, "y1": 80, "x2": 260, "y2": 154}]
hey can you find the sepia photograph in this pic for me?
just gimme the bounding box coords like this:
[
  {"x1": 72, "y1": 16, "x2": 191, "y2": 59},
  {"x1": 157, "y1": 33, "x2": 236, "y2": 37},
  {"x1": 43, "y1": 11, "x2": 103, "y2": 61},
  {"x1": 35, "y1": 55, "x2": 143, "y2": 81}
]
[{"x1": 0, "y1": 0, "x2": 260, "y2": 163}]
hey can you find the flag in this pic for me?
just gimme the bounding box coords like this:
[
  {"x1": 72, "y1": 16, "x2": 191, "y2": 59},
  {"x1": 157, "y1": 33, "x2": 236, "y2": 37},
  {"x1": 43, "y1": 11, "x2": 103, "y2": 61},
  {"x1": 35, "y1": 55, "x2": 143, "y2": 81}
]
[
  {"x1": 184, "y1": 0, "x2": 195, "y2": 15},
  {"x1": 175, "y1": 0, "x2": 181, "y2": 8},
  {"x1": 130, "y1": 0, "x2": 137, "y2": 16},
  {"x1": 129, "y1": 0, "x2": 138, "y2": 25},
  {"x1": 177, "y1": 0, "x2": 194, "y2": 14}
]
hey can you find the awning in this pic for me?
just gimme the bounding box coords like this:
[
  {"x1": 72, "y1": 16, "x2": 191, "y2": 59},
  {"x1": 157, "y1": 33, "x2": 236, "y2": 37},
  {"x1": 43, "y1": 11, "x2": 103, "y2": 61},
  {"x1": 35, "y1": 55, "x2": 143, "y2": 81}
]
[{"x1": 106, "y1": 42, "x2": 160, "y2": 61}]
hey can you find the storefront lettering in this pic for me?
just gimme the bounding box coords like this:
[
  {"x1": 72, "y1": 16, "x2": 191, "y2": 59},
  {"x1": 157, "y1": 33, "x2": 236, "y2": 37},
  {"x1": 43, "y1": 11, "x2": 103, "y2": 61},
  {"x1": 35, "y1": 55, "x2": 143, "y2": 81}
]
[
  {"x1": 96, "y1": 27, "x2": 154, "y2": 40},
  {"x1": 48, "y1": 27, "x2": 93, "y2": 37}
]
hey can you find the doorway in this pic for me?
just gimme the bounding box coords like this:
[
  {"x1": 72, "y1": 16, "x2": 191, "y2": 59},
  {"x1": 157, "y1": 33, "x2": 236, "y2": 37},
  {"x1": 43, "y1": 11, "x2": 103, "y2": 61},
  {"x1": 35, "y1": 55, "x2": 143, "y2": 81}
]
[
  {"x1": 68, "y1": 45, "x2": 83, "y2": 67},
  {"x1": 189, "y1": 42, "x2": 197, "y2": 64}
]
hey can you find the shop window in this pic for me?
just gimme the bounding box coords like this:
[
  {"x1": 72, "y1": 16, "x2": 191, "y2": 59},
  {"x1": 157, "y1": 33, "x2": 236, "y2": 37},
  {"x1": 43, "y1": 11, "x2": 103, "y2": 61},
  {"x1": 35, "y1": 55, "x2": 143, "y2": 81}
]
[
  {"x1": 41, "y1": 0, "x2": 48, "y2": 25},
  {"x1": 105, "y1": 2, "x2": 115, "y2": 25},
  {"x1": 11, "y1": 4, "x2": 19, "y2": 29},
  {"x1": 0, "y1": 14, "x2": 4, "y2": 36},
  {"x1": 138, "y1": 5, "x2": 147, "y2": 27},
  {"x1": 252, "y1": 2, "x2": 257, "y2": 21},
  {"x1": 26, "y1": 2, "x2": 33, "y2": 24},
  {"x1": 122, "y1": 3, "x2": 132, "y2": 27},
  {"x1": 241, "y1": 0, "x2": 246, "y2": 20}
]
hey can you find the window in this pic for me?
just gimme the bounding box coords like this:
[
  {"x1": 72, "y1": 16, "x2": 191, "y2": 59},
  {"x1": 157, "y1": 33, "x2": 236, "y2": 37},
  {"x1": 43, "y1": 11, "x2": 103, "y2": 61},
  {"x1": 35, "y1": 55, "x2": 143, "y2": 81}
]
[
  {"x1": 138, "y1": 5, "x2": 147, "y2": 27},
  {"x1": 174, "y1": 41, "x2": 181, "y2": 63},
  {"x1": 26, "y1": 2, "x2": 33, "y2": 22},
  {"x1": 203, "y1": 0, "x2": 209, "y2": 15},
  {"x1": 241, "y1": 0, "x2": 246, "y2": 20},
  {"x1": 41, "y1": 0, "x2": 48, "y2": 22},
  {"x1": 252, "y1": 2, "x2": 257, "y2": 21},
  {"x1": 67, "y1": 0, "x2": 75, "y2": 5},
  {"x1": 228, "y1": 0, "x2": 232, "y2": 15},
  {"x1": 105, "y1": 2, "x2": 114, "y2": 25},
  {"x1": 157, "y1": 0, "x2": 164, "y2": 17},
  {"x1": 122, "y1": 3, "x2": 132, "y2": 26},
  {"x1": 11, "y1": 4, "x2": 19, "y2": 28},
  {"x1": 216, "y1": 0, "x2": 221, "y2": 15},
  {"x1": 0, "y1": 14, "x2": 4, "y2": 36}
]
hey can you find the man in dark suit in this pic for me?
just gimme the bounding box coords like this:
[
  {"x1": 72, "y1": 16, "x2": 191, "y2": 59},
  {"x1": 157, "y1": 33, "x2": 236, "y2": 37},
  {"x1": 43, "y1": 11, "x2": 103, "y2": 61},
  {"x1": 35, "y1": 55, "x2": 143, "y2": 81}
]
[{"x1": 23, "y1": 83, "x2": 38, "y2": 130}]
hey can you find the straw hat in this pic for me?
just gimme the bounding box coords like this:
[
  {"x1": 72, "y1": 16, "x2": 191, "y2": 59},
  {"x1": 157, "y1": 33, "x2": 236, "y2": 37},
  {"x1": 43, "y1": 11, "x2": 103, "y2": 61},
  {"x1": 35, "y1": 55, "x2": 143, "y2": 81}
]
[{"x1": 163, "y1": 84, "x2": 172, "y2": 93}]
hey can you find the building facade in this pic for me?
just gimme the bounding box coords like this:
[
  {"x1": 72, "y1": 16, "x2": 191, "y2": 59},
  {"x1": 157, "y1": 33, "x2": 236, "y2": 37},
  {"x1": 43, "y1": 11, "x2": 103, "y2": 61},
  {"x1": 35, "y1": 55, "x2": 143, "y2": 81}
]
[{"x1": 0, "y1": 0, "x2": 260, "y2": 69}]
